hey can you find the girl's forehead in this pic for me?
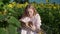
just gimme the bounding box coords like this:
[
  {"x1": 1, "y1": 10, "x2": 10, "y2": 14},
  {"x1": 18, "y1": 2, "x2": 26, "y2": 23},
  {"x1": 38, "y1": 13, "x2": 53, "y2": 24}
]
[
  {"x1": 30, "y1": 6, "x2": 34, "y2": 9},
  {"x1": 28, "y1": 8, "x2": 33, "y2": 11}
]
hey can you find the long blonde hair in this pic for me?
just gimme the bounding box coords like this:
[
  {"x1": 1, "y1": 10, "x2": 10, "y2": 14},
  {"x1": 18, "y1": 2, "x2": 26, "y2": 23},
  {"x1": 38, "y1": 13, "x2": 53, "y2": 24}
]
[{"x1": 22, "y1": 4, "x2": 38, "y2": 18}]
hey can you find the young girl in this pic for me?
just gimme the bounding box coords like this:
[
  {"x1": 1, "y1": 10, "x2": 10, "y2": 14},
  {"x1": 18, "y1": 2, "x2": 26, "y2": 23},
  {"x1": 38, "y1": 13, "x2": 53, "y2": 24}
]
[{"x1": 19, "y1": 4, "x2": 42, "y2": 34}]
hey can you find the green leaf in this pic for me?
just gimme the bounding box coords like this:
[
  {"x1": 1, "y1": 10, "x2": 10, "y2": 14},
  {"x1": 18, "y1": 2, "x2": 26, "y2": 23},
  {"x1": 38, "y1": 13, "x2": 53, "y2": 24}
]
[
  {"x1": 7, "y1": 16, "x2": 21, "y2": 27},
  {"x1": 0, "y1": 2, "x2": 3, "y2": 6},
  {"x1": 0, "y1": 14, "x2": 4, "y2": 21},
  {"x1": 0, "y1": 28, "x2": 8, "y2": 34},
  {"x1": 7, "y1": 25, "x2": 18, "y2": 34}
]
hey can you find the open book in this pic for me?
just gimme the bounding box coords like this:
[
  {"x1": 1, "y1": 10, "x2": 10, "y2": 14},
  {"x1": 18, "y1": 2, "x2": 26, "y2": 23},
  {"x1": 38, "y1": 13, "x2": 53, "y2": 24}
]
[{"x1": 20, "y1": 17, "x2": 30, "y2": 23}]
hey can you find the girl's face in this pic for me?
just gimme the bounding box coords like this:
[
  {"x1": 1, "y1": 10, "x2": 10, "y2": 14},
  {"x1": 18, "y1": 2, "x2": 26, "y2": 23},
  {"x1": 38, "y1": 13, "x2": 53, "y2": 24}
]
[{"x1": 28, "y1": 8, "x2": 34, "y2": 17}]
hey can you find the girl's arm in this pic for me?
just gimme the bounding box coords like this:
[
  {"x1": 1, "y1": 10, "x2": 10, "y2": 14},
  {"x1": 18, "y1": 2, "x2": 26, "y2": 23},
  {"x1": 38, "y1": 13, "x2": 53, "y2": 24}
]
[{"x1": 35, "y1": 14, "x2": 41, "y2": 30}]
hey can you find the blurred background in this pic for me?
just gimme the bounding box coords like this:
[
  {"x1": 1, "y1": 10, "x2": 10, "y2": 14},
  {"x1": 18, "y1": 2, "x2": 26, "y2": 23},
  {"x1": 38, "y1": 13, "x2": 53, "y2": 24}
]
[{"x1": 0, "y1": 0, "x2": 60, "y2": 34}]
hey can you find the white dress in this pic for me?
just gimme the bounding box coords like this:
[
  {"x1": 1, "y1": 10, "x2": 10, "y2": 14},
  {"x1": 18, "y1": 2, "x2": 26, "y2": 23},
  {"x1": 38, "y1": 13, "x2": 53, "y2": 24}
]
[{"x1": 20, "y1": 14, "x2": 41, "y2": 34}]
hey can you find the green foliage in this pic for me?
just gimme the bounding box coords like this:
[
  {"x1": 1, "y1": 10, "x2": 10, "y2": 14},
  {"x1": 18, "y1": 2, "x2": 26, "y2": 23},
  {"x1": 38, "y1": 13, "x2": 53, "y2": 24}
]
[
  {"x1": 0, "y1": 1, "x2": 60, "y2": 34},
  {"x1": 39, "y1": 8, "x2": 60, "y2": 34},
  {"x1": 7, "y1": 16, "x2": 21, "y2": 27},
  {"x1": 0, "y1": 4, "x2": 21, "y2": 34},
  {"x1": 7, "y1": 24, "x2": 18, "y2": 34},
  {"x1": 0, "y1": 28, "x2": 8, "y2": 34}
]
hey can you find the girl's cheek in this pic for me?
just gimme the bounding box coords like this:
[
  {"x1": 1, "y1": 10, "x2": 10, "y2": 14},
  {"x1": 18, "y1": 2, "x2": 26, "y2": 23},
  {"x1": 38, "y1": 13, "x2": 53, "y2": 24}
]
[
  {"x1": 28, "y1": 9, "x2": 34, "y2": 15},
  {"x1": 29, "y1": 11, "x2": 32, "y2": 15}
]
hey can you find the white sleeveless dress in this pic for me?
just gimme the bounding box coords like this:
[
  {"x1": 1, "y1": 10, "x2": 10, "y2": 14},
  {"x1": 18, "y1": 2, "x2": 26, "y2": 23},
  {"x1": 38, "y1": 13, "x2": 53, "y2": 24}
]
[{"x1": 20, "y1": 14, "x2": 41, "y2": 34}]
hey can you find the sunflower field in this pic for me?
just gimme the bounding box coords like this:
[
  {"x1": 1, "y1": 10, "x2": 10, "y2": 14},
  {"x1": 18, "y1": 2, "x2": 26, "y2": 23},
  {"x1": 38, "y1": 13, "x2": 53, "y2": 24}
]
[{"x1": 0, "y1": 1, "x2": 60, "y2": 34}]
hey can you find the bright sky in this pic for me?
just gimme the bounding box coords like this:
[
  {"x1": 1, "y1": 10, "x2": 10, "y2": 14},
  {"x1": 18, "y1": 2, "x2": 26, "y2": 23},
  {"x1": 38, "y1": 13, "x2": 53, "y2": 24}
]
[
  {"x1": 29, "y1": 0, "x2": 60, "y2": 4},
  {"x1": 10, "y1": 0, "x2": 60, "y2": 4}
]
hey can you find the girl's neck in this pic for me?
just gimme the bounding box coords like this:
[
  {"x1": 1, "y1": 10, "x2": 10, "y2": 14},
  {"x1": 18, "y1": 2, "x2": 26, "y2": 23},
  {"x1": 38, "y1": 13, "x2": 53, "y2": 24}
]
[{"x1": 29, "y1": 15, "x2": 35, "y2": 18}]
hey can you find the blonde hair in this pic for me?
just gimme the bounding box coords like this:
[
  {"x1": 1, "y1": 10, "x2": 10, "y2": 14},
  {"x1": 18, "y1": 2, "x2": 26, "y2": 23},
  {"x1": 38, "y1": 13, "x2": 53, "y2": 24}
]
[{"x1": 22, "y1": 4, "x2": 38, "y2": 18}]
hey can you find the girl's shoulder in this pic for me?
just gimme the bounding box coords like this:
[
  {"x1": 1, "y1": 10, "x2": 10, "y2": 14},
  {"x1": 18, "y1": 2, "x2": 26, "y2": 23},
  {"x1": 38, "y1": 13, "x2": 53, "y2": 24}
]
[{"x1": 35, "y1": 13, "x2": 40, "y2": 17}]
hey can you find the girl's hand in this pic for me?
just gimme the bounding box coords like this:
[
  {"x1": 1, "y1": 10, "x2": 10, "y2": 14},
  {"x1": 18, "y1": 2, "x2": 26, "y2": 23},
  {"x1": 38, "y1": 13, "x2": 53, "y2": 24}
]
[
  {"x1": 25, "y1": 23, "x2": 29, "y2": 27},
  {"x1": 30, "y1": 25, "x2": 36, "y2": 31}
]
